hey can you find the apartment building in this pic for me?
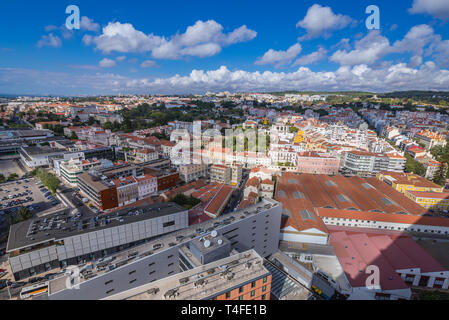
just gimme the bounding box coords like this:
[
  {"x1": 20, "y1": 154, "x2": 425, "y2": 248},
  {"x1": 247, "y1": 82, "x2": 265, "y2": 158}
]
[
  {"x1": 178, "y1": 163, "x2": 208, "y2": 183},
  {"x1": 77, "y1": 172, "x2": 118, "y2": 210},
  {"x1": 209, "y1": 164, "x2": 242, "y2": 186},
  {"x1": 296, "y1": 151, "x2": 340, "y2": 175},
  {"x1": 414, "y1": 130, "x2": 447, "y2": 151},
  {"x1": 134, "y1": 148, "x2": 158, "y2": 163},
  {"x1": 113, "y1": 176, "x2": 138, "y2": 207},
  {"x1": 376, "y1": 171, "x2": 444, "y2": 194},
  {"x1": 136, "y1": 174, "x2": 157, "y2": 199},
  {"x1": 342, "y1": 151, "x2": 406, "y2": 176},
  {"x1": 405, "y1": 191, "x2": 449, "y2": 210},
  {"x1": 210, "y1": 164, "x2": 231, "y2": 185}
]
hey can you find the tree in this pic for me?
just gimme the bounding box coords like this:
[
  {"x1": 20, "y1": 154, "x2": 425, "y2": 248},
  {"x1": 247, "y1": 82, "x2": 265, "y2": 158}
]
[
  {"x1": 7, "y1": 173, "x2": 19, "y2": 181},
  {"x1": 0, "y1": 174, "x2": 5, "y2": 184},
  {"x1": 17, "y1": 206, "x2": 32, "y2": 223},
  {"x1": 70, "y1": 131, "x2": 78, "y2": 140},
  {"x1": 433, "y1": 164, "x2": 448, "y2": 186},
  {"x1": 404, "y1": 154, "x2": 426, "y2": 176}
]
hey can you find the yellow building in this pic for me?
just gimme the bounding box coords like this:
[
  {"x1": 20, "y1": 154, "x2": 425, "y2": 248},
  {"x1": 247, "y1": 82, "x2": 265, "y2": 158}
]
[
  {"x1": 376, "y1": 171, "x2": 443, "y2": 194},
  {"x1": 294, "y1": 130, "x2": 305, "y2": 144},
  {"x1": 405, "y1": 190, "x2": 449, "y2": 210}
]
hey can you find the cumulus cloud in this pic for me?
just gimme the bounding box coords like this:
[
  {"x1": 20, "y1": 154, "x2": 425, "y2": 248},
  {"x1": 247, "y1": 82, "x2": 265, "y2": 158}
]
[
  {"x1": 2, "y1": 63, "x2": 449, "y2": 95},
  {"x1": 255, "y1": 43, "x2": 302, "y2": 67},
  {"x1": 37, "y1": 33, "x2": 62, "y2": 48},
  {"x1": 80, "y1": 16, "x2": 100, "y2": 32},
  {"x1": 88, "y1": 20, "x2": 257, "y2": 60},
  {"x1": 116, "y1": 56, "x2": 127, "y2": 62},
  {"x1": 297, "y1": 4, "x2": 354, "y2": 40},
  {"x1": 293, "y1": 47, "x2": 328, "y2": 66},
  {"x1": 409, "y1": 0, "x2": 449, "y2": 20},
  {"x1": 99, "y1": 58, "x2": 117, "y2": 68},
  {"x1": 330, "y1": 31, "x2": 391, "y2": 65}
]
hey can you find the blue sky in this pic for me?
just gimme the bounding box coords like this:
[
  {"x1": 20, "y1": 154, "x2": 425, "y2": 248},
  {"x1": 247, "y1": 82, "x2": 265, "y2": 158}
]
[{"x1": 1, "y1": 0, "x2": 449, "y2": 95}]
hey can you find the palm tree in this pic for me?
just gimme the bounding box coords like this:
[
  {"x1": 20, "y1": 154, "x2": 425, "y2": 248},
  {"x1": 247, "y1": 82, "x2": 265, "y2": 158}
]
[{"x1": 17, "y1": 206, "x2": 32, "y2": 222}]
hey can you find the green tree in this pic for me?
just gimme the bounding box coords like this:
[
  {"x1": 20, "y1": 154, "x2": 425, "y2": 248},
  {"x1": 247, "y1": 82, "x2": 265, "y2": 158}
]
[
  {"x1": 404, "y1": 154, "x2": 426, "y2": 176},
  {"x1": 433, "y1": 164, "x2": 448, "y2": 186},
  {"x1": 17, "y1": 206, "x2": 32, "y2": 223},
  {"x1": 7, "y1": 173, "x2": 19, "y2": 181},
  {"x1": 70, "y1": 131, "x2": 78, "y2": 140},
  {"x1": 0, "y1": 174, "x2": 5, "y2": 183}
]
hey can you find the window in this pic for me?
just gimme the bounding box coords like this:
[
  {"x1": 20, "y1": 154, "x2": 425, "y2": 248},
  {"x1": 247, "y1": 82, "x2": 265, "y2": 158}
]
[
  {"x1": 251, "y1": 290, "x2": 255, "y2": 297},
  {"x1": 129, "y1": 270, "x2": 136, "y2": 275},
  {"x1": 239, "y1": 296, "x2": 243, "y2": 300},
  {"x1": 168, "y1": 263, "x2": 174, "y2": 267},
  {"x1": 262, "y1": 285, "x2": 267, "y2": 292},
  {"x1": 168, "y1": 255, "x2": 173, "y2": 259},
  {"x1": 239, "y1": 286, "x2": 244, "y2": 293},
  {"x1": 129, "y1": 279, "x2": 137, "y2": 284},
  {"x1": 251, "y1": 281, "x2": 256, "y2": 288},
  {"x1": 261, "y1": 294, "x2": 266, "y2": 300},
  {"x1": 105, "y1": 280, "x2": 113, "y2": 285},
  {"x1": 148, "y1": 262, "x2": 155, "y2": 267},
  {"x1": 226, "y1": 292, "x2": 230, "y2": 299},
  {"x1": 263, "y1": 277, "x2": 268, "y2": 283},
  {"x1": 106, "y1": 289, "x2": 115, "y2": 295},
  {"x1": 163, "y1": 221, "x2": 175, "y2": 228}
]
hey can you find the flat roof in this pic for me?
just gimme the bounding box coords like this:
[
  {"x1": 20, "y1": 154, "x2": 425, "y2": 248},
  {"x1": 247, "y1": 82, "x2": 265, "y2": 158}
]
[
  {"x1": 47, "y1": 198, "x2": 280, "y2": 295},
  {"x1": 7, "y1": 202, "x2": 186, "y2": 251},
  {"x1": 106, "y1": 250, "x2": 268, "y2": 300}
]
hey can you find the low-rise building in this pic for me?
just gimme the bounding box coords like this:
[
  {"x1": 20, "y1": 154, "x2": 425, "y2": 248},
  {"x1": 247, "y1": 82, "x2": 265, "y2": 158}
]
[
  {"x1": 405, "y1": 190, "x2": 449, "y2": 211},
  {"x1": 178, "y1": 164, "x2": 208, "y2": 183}
]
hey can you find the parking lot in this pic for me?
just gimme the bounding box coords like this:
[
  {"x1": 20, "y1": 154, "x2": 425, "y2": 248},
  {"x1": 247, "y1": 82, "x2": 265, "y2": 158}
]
[{"x1": 0, "y1": 178, "x2": 67, "y2": 239}]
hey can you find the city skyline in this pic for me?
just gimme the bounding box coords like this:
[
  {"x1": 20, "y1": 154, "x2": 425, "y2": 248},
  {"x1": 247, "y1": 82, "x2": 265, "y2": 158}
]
[{"x1": 1, "y1": 0, "x2": 449, "y2": 95}]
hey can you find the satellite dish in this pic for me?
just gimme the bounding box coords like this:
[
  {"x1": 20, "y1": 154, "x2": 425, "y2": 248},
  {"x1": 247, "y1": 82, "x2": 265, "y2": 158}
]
[
  {"x1": 204, "y1": 240, "x2": 211, "y2": 248},
  {"x1": 217, "y1": 239, "x2": 223, "y2": 245},
  {"x1": 211, "y1": 230, "x2": 218, "y2": 238}
]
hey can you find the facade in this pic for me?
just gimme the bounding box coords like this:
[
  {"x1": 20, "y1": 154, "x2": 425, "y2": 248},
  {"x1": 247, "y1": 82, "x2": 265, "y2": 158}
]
[
  {"x1": 178, "y1": 163, "x2": 208, "y2": 183},
  {"x1": 6, "y1": 203, "x2": 188, "y2": 281},
  {"x1": 113, "y1": 176, "x2": 138, "y2": 207},
  {"x1": 134, "y1": 149, "x2": 158, "y2": 163},
  {"x1": 377, "y1": 172, "x2": 444, "y2": 194},
  {"x1": 343, "y1": 151, "x2": 406, "y2": 176},
  {"x1": 414, "y1": 130, "x2": 447, "y2": 151},
  {"x1": 210, "y1": 164, "x2": 231, "y2": 185},
  {"x1": 405, "y1": 191, "x2": 449, "y2": 211},
  {"x1": 77, "y1": 172, "x2": 118, "y2": 210},
  {"x1": 296, "y1": 152, "x2": 340, "y2": 175},
  {"x1": 136, "y1": 174, "x2": 157, "y2": 199}
]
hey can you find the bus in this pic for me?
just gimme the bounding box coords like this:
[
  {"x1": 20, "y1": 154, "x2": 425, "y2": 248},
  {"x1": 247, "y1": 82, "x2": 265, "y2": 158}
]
[{"x1": 19, "y1": 282, "x2": 49, "y2": 300}]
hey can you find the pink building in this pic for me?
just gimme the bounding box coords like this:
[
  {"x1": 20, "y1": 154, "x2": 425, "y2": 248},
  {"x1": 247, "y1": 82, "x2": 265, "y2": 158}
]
[{"x1": 296, "y1": 151, "x2": 340, "y2": 175}]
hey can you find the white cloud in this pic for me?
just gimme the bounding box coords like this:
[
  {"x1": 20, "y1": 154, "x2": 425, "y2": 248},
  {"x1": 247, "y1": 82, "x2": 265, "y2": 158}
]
[
  {"x1": 330, "y1": 31, "x2": 391, "y2": 65},
  {"x1": 88, "y1": 20, "x2": 256, "y2": 59},
  {"x1": 140, "y1": 60, "x2": 157, "y2": 68},
  {"x1": 3, "y1": 63, "x2": 449, "y2": 95},
  {"x1": 37, "y1": 33, "x2": 62, "y2": 48},
  {"x1": 409, "y1": 0, "x2": 449, "y2": 20},
  {"x1": 116, "y1": 56, "x2": 127, "y2": 62},
  {"x1": 255, "y1": 43, "x2": 302, "y2": 67},
  {"x1": 92, "y1": 22, "x2": 163, "y2": 54},
  {"x1": 297, "y1": 4, "x2": 354, "y2": 39},
  {"x1": 80, "y1": 16, "x2": 100, "y2": 32},
  {"x1": 99, "y1": 58, "x2": 117, "y2": 68},
  {"x1": 294, "y1": 47, "x2": 328, "y2": 66}
]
